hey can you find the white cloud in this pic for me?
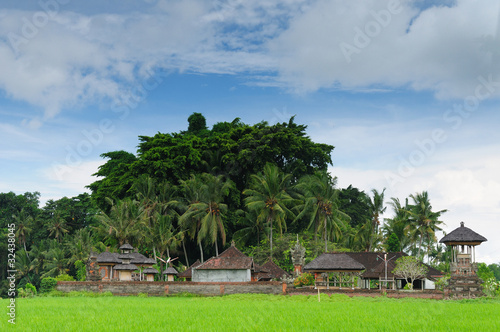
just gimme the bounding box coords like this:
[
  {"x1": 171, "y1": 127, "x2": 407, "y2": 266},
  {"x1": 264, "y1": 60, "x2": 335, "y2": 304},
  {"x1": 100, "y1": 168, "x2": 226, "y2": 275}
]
[
  {"x1": 1, "y1": 0, "x2": 499, "y2": 123},
  {"x1": 269, "y1": 0, "x2": 500, "y2": 98}
]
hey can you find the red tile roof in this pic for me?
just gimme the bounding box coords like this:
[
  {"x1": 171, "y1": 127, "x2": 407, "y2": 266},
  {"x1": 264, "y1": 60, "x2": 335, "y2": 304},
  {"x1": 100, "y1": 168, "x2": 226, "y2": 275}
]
[{"x1": 195, "y1": 245, "x2": 254, "y2": 270}]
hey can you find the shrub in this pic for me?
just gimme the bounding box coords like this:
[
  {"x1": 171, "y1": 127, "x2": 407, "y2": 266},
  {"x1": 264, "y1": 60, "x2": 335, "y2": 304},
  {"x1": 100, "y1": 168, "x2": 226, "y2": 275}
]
[
  {"x1": 40, "y1": 277, "x2": 58, "y2": 293},
  {"x1": 25, "y1": 283, "x2": 37, "y2": 295},
  {"x1": 403, "y1": 283, "x2": 413, "y2": 290},
  {"x1": 293, "y1": 273, "x2": 315, "y2": 288},
  {"x1": 75, "y1": 260, "x2": 86, "y2": 281},
  {"x1": 434, "y1": 275, "x2": 450, "y2": 291},
  {"x1": 55, "y1": 274, "x2": 75, "y2": 281},
  {"x1": 482, "y1": 278, "x2": 499, "y2": 297}
]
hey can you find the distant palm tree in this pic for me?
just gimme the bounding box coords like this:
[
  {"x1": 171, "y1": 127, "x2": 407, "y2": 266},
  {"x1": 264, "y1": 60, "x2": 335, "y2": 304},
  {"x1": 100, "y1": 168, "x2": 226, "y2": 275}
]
[
  {"x1": 179, "y1": 174, "x2": 206, "y2": 262},
  {"x1": 243, "y1": 164, "x2": 296, "y2": 258},
  {"x1": 13, "y1": 208, "x2": 33, "y2": 257},
  {"x1": 232, "y1": 209, "x2": 269, "y2": 248},
  {"x1": 42, "y1": 243, "x2": 69, "y2": 278},
  {"x1": 295, "y1": 171, "x2": 349, "y2": 252},
  {"x1": 47, "y1": 213, "x2": 69, "y2": 243},
  {"x1": 96, "y1": 198, "x2": 146, "y2": 246},
  {"x1": 406, "y1": 191, "x2": 447, "y2": 260},
  {"x1": 366, "y1": 188, "x2": 386, "y2": 251},
  {"x1": 383, "y1": 197, "x2": 411, "y2": 252},
  {"x1": 181, "y1": 173, "x2": 232, "y2": 256}
]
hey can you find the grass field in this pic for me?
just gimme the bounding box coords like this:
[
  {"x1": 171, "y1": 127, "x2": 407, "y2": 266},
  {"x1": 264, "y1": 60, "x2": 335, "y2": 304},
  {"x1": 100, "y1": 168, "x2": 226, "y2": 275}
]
[{"x1": 2, "y1": 293, "x2": 499, "y2": 331}]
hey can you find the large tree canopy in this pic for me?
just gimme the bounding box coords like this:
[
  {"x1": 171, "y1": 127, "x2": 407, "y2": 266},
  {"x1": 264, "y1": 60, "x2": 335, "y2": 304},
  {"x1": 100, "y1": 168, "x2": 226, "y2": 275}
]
[{"x1": 89, "y1": 114, "x2": 334, "y2": 209}]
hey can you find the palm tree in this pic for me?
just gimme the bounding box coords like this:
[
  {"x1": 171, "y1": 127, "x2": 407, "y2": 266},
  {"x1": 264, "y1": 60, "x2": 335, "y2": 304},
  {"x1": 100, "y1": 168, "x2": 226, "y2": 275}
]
[
  {"x1": 406, "y1": 191, "x2": 447, "y2": 260},
  {"x1": 13, "y1": 208, "x2": 33, "y2": 257},
  {"x1": 47, "y1": 213, "x2": 69, "y2": 243},
  {"x1": 179, "y1": 174, "x2": 206, "y2": 262},
  {"x1": 181, "y1": 173, "x2": 232, "y2": 256},
  {"x1": 42, "y1": 242, "x2": 69, "y2": 278},
  {"x1": 243, "y1": 163, "x2": 296, "y2": 258},
  {"x1": 366, "y1": 188, "x2": 386, "y2": 251},
  {"x1": 295, "y1": 172, "x2": 349, "y2": 252},
  {"x1": 232, "y1": 209, "x2": 269, "y2": 248},
  {"x1": 383, "y1": 197, "x2": 411, "y2": 252},
  {"x1": 96, "y1": 198, "x2": 146, "y2": 246},
  {"x1": 133, "y1": 175, "x2": 180, "y2": 259}
]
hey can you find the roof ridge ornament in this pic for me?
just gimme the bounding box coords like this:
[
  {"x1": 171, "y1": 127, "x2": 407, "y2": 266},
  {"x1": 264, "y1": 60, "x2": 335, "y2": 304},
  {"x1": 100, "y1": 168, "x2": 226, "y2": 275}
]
[{"x1": 460, "y1": 221, "x2": 464, "y2": 227}]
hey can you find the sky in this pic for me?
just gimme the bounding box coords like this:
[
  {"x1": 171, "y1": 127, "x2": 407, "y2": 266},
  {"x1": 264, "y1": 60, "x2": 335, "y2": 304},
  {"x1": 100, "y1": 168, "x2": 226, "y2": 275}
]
[{"x1": 0, "y1": 0, "x2": 499, "y2": 263}]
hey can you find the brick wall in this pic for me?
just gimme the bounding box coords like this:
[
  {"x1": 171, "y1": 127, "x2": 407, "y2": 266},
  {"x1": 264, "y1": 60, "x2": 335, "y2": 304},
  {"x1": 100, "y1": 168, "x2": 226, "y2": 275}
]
[{"x1": 56, "y1": 281, "x2": 285, "y2": 296}]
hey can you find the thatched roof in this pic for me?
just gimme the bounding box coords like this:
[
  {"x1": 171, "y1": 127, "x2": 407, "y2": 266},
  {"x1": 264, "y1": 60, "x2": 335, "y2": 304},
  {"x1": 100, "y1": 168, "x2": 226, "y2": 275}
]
[
  {"x1": 143, "y1": 267, "x2": 159, "y2": 274},
  {"x1": 113, "y1": 264, "x2": 138, "y2": 270},
  {"x1": 96, "y1": 251, "x2": 121, "y2": 264},
  {"x1": 440, "y1": 222, "x2": 487, "y2": 244},
  {"x1": 345, "y1": 252, "x2": 406, "y2": 278},
  {"x1": 345, "y1": 252, "x2": 443, "y2": 280},
  {"x1": 177, "y1": 260, "x2": 202, "y2": 279},
  {"x1": 304, "y1": 253, "x2": 365, "y2": 271},
  {"x1": 196, "y1": 244, "x2": 254, "y2": 270},
  {"x1": 119, "y1": 243, "x2": 134, "y2": 250},
  {"x1": 162, "y1": 267, "x2": 178, "y2": 275}
]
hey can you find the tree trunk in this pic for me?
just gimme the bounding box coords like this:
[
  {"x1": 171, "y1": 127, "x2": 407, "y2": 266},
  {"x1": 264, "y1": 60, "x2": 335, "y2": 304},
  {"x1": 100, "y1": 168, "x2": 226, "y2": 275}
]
[
  {"x1": 199, "y1": 241, "x2": 204, "y2": 263},
  {"x1": 215, "y1": 240, "x2": 219, "y2": 257},
  {"x1": 324, "y1": 216, "x2": 328, "y2": 253},
  {"x1": 182, "y1": 240, "x2": 189, "y2": 268},
  {"x1": 269, "y1": 218, "x2": 273, "y2": 259}
]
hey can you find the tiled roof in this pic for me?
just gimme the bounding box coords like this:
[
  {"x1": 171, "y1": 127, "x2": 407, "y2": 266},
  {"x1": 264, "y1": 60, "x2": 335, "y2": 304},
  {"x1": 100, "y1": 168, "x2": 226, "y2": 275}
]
[
  {"x1": 177, "y1": 260, "x2": 202, "y2": 278},
  {"x1": 195, "y1": 245, "x2": 254, "y2": 270},
  {"x1": 304, "y1": 253, "x2": 365, "y2": 271},
  {"x1": 260, "y1": 259, "x2": 290, "y2": 279},
  {"x1": 440, "y1": 222, "x2": 487, "y2": 244}
]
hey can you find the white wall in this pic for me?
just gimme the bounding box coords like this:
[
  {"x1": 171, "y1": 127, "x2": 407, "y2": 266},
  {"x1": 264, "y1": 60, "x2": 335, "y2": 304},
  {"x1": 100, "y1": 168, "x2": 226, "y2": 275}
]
[{"x1": 192, "y1": 269, "x2": 251, "y2": 282}]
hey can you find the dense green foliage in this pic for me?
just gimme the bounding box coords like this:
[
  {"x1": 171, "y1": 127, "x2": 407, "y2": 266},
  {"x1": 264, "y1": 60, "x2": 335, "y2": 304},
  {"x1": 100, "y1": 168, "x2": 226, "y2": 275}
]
[
  {"x1": 40, "y1": 278, "x2": 57, "y2": 293},
  {"x1": 2, "y1": 295, "x2": 499, "y2": 331}
]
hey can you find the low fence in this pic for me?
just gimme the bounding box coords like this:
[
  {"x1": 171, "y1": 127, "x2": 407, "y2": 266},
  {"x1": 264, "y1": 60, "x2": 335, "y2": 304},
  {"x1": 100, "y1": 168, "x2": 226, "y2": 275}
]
[{"x1": 56, "y1": 281, "x2": 286, "y2": 296}]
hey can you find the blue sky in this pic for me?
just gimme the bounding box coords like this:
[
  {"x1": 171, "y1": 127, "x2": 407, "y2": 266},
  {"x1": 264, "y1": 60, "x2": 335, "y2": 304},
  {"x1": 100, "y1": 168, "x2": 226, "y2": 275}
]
[{"x1": 1, "y1": 0, "x2": 499, "y2": 263}]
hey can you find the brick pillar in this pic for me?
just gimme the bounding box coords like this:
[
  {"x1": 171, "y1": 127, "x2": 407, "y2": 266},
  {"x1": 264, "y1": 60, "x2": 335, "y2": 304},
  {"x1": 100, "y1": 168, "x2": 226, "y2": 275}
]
[
  {"x1": 164, "y1": 285, "x2": 169, "y2": 295},
  {"x1": 282, "y1": 282, "x2": 287, "y2": 295}
]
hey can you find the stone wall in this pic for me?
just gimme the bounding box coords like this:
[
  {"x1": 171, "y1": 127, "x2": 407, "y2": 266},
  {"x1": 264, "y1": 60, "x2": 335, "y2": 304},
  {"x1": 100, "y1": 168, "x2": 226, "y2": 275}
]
[
  {"x1": 288, "y1": 287, "x2": 446, "y2": 300},
  {"x1": 56, "y1": 281, "x2": 285, "y2": 296}
]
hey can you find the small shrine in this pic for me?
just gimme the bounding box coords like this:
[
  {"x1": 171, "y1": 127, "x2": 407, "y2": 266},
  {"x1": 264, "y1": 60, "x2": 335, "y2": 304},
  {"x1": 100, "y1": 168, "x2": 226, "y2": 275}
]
[
  {"x1": 290, "y1": 236, "x2": 306, "y2": 277},
  {"x1": 440, "y1": 222, "x2": 487, "y2": 298},
  {"x1": 113, "y1": 243, "x2": 139, "y2": 281}
]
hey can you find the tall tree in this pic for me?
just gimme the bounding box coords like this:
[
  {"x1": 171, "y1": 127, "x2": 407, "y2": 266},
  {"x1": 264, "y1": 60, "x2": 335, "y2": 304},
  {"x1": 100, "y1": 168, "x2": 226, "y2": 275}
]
[
  {"x1": 180, "y1": 173, "x2": 232, "y2": 256},
  {"x1": 96, "y1": 198, "x2": 146, "y2": 246},
  {"x1": 243, "y1": 164, "x2": 296, "y2": 258},
  {"x1": 366, "y1": 188, "x2": 386, "y2": 251},
  {"x1": 295, "y1": 171, "x2": 349, "y2": 252},
  {"x1": 406, "y1": 191, "x2": 447, "y2": 260},
  {"x1": 179, "y1": 175, "x2": 206, "y2": 262}
]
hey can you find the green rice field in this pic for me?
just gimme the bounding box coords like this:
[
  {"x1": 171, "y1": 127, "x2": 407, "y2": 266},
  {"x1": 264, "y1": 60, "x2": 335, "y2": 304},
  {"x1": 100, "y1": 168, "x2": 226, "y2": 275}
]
[{"x1": 2, "y1": 293, "x2": 499, "y2": 331}]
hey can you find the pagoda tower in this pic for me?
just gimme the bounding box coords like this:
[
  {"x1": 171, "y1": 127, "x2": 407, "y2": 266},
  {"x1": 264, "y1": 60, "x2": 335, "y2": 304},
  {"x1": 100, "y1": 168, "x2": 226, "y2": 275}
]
[{"x1": 439, "y1": 222, "x2": 487, "y2": 298}]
